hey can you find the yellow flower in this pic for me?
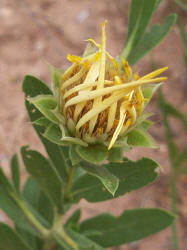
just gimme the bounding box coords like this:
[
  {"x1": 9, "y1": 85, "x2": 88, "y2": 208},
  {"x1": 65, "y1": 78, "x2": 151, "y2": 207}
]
[{"x1": 60, "y1": 21, "x2": 167, "y2": 150}]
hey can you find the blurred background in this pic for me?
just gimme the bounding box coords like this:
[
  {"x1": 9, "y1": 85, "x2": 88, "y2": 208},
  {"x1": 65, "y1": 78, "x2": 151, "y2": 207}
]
[{"x1": 0, "y1": 0, "x2": 187, "y2": 249}]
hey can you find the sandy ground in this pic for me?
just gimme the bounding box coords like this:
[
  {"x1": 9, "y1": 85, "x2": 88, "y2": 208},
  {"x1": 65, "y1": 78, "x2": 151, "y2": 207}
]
[{"x1": 0, "y1": 0, "x2": 187, "y2": 249}]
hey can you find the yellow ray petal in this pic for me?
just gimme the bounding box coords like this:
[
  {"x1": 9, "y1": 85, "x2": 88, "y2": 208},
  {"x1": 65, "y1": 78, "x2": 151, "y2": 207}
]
[
  {"x1": 140, "y1": 67, "x2": 168, "y2": 80},
  {"x1": 74, "y1": 61, "x2": 100, "y2": 121},
  {"x1": 76, "y1": 91, "x2": 126, "y2": 132},
  {"x1": 62, "y1": 63, "x2": 78, "y2": 80},
  {"x1": 64, "y1": 77, "x2": 167, "y2": 109},
  {"x1": 108, "y1": 107, "x2": 127, "y2": 150},
  {"x1": 63, "y1": 80, "x2": 114, "y2": 99},
  {"x1": 106, "y1": 102, "x2": 117, "y2": 132},
  {"x1": 89, "y1": 20, "x2": 107, "y2": 134},
  {"x1": 61, "y1": 67, "x2": 85, "y2": 90},
  {"x1": 127, "y1": 105, "x2": 137, "y2": 125}
]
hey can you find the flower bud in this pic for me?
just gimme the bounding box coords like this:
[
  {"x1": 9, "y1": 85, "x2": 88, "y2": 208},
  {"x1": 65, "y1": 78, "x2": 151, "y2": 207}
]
[{"x1": 60, "y1": 22, "x2": 167, "y2": 149}]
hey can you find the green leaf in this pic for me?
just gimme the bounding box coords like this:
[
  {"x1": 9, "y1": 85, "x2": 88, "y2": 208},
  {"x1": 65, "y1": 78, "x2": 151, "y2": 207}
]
[
  {"x1": 32, "y1": 117, "x2": 51, "y2": 127},
  {"x1": 108, "y1": 147, "x2": 123, "y2": 163},
  {"x1": 79, "y1": 161, "x2": 119, "y2": 196},
  {"x1": 72, "y1": 157, "x2": 158, "y2": 203},
  {"x1": 125, "y1": 0, "x2": 157, "y2": 47},
  {"x1": 127, "y1": 14, "x2": 177, "y2": 65},
  {"x1": 76, "y1": 144, "x2": 108, "y2": 164},
  {"x1": 44, "y1": 123, "x2": 87, "y2": 147},
  {"x1": 51, "y1": 66, "x2": 63, "y2": 101},
  {"x1": 23, "y1": 177, "x2": 54, "y2": 227},
  {"x1": 127, "y1": 128, "x2": 157, "y2": 148},
  {"x1": 43, "y1": 124, "x2": 69, "y2": 146},
  {"x1": 22, "y1": 75, "x2": 68, "y2": 183},
  {"x1": 15, "y1": 225, "x2": 43, "y2": 250},
  {"x1": 140, "y1": 119, "x2": 153, "y2": 130},
  {"x1": 21, "y1": 146, "x2": 63, "y2": 213},
  {"x1": 0, "y1": 167, "x2": 14, "y2": 192},
  {"x1": 11, "y1": 154, "x2": 20, "y2": 194},
  {"x1": 28, "y1": 95, "x2": 58, "y2": 124},
  {"x1": 53, "y1": 229, "x2": 104, "y2": 250},
  {"x1": 69, "y1": 146, "x2": 82, "y2": 166},
  {"x1": 154, "y1": 0, "x2": 162, "y2": 11},
  {"x1": 67, "y1": 229, "x2": 105, "y2": 250},
  {"x1": 142, "y1": 83, "x2": 162, "y2": 102},
  {"x1": 121, "y1": 0, "x2": 157, "y2": 61},
  {"x1": 0, "y1": 223, "x2": 32, "y2": 250},
  {"x1": 0, "y1": 171, "x2": 38, "y2": 236},
  {"x1": 65, "y1": 209, "x2": 81, "y2": 230},
  {"x1": 80, "y1": 208, "x2": 175, "y2": 247}
]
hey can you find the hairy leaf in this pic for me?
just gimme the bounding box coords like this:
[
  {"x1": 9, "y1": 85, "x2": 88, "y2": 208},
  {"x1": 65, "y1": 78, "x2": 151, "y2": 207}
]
[
  {"x1": 76, "y1": 144, "x2": 108, "y2": 164},
  {"x1": 80, "y1": 208, "x2": 175, "y2": 247},
  {"x1": 23, "y1": 177, "x2": 54, "y2": 227},
  {"x1": 22, "y1": 75, "x2": 68, "y2": 183},
  {"x1": 127, "y1": 14, "x2": 177, "y2": 65},
  {"x1": 0, "y1": 168, "x2": 39, "y2": 236},
  {"x1": 10, "y1": 154, "x2": 20, "y2": 194},
  {"x1": 0, "y1": 223, "x2": 32, "y2": 250},
  {"x1": 21, "y1": 146, "x2": 63, "y2": 213},
  {"x1": 127, "y1": 128, "x2": 157, "y2": 148},
  {"x1": 108, "y1": 147, "x2": 123, "y2": 163},
  {"x1": 121, "y1": 0, "x2": 157, "y2": 61},
  {"x1": 28, "y1": 95, "x2": 58, "y2": 124},
  {"x1": 72, "y1": 157, "x2": 158, "y2": 202},
  {"x1": 79, "y1": 162, "x2": 119, "y2": 196}
]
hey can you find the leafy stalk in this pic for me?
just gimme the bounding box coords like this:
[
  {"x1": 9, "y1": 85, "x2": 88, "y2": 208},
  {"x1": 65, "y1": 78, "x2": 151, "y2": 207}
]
[
  {"x1": 11, "y1": 193, "x2": 49, "y2": 238},
  {"x1": 158, "y1": 90, "x2": 179, "y2": 250},
  {"x1": 64, "y1": 165, "x2": 77, "y2": 201},
  {"x1": 52, "y1": 213, "x2": 78, "y2": 250}
]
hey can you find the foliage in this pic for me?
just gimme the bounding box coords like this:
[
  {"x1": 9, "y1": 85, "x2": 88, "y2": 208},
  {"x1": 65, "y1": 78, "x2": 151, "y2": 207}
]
[
  {"x1": 0, "y1": 0, "x2": 178, "y2": 249},
  {"x1": 158, "y1": 90, "x2": 187, "y2": 250}
]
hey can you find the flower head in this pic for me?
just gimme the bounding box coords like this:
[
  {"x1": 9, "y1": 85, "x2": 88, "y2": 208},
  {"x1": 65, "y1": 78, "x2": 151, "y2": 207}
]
[{"x1": 60, "y1": 21, "x2": 167, "y2": 149}]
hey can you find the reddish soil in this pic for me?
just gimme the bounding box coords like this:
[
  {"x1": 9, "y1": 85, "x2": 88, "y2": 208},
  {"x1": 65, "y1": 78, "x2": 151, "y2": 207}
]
[{"x1": 0, "y1": 0, "x2": 187, "y2": 249}]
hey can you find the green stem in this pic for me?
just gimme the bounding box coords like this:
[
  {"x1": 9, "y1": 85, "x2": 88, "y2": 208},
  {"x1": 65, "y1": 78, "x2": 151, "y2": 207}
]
[
  {"x1": 11, "y1": 172, "x2": 78, "y2": 250},
  {"x1": 60, "y1": 148, "x2": 70, "y2": 176},
  {"x1": 11, "y1": 193, "x2": 49, "y2": 238},
  {"x1": 64, "y1": 165, "x2": 77, "y2": 200},
  {"x1": 53, "y1": 213, "x2": 78, "y2": 250},
  {"x1": 58, "y1": 228, "x2": 78, "y2": 250},
  {"x1": 158, "y1": 90, "x2": 180, "y2": 250},
  {"x1": 43, "y1": 238, "x2": 56, "y2": 250}
]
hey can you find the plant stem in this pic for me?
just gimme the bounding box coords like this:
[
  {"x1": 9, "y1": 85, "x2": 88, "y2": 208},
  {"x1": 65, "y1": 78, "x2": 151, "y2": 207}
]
[
  {"x1": 64, "y1": 165, "x2": 77, "y2": 200},
  {"x1": 58, "y1": 228, "x2": 78, "y2": 250},
  {"x1": 43, "y1": 238, "x2": 56, "y2": 250},
  {"x1": 158, "y1": 90, "x2": 180, "y2": 250},
  {"x1": 53, "y1": 213, "x2": 78, "y2": 250},
  {"x1": 170, "y1": 174, "x2": 179, "y2": 250},
  {"x1": 11, "y1": 166, "x2": 78, "y2": 250},
  {"x1": 11, "y1": 193, "x2": 49, "y2": 238}
]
